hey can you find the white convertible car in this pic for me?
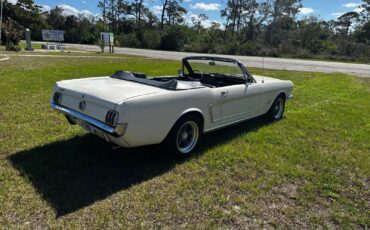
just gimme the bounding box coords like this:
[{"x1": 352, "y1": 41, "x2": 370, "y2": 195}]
[{"x1": 51, "y1": 56, "x2": 293, "y2": 155}]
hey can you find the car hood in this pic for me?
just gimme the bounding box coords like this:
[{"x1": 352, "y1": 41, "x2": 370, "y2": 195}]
[
  {"x1": 57, "y1": 76, "x2": 165, "y2": 103},
  {"x1": 252, "y1": 75, "x2": 283, "y2": 83}
]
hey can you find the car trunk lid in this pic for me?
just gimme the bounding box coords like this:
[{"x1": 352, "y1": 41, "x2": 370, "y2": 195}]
[
  {"x1": 55, "y1": 76, "x2": 164, "y2": 123},
  {"x1": 58, "y1": 76, "x2": 163, "y2": 103}
]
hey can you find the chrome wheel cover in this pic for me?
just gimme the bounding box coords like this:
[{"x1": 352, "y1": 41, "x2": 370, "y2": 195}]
[
  {"x1": 273, "y1": 98, "x2": 284, "y2": 119},
  {"x1": 176, "y1": 121, "x2": 199, "y2": 154}
]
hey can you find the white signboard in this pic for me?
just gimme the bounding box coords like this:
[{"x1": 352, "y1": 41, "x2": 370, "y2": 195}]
[
  {"x1": 42, "y1": 30, "x2": 64, "y2": 41},
  {"x1": 101, "y1": 32, "x2": 113, "y2": 46}
]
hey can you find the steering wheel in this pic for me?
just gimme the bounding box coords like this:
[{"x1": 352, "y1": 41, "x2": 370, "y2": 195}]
[{"x1": 193, "y1": 70, "x2": 203, "y2": 80}]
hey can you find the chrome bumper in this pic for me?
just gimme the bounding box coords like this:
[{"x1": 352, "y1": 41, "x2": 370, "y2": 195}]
[
  {"x1": 287, "y1": 94, "x2": 294, "y2": 99},
  {"x1": 51, "y1": 102, "x2": 118, "y2": 135}
]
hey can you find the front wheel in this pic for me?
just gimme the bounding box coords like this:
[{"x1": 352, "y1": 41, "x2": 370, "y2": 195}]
[
  {"x1": 266, "y1": 95, "x2": 286, "y2": 121},
  {"x1": 164, "y1": 114, "x2": 202, "y2": 157}
]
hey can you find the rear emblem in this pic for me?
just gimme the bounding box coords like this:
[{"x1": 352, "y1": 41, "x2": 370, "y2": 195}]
[{"x1": 78, "y1": 100, "x2": 86, "y2": 110}]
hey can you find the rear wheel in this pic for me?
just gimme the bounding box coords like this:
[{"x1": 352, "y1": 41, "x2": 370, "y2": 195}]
[
  {"x1": 266, "y1": 95, "x2": 286, "y2": 121},
  {"x1": 164, "y1": 114, "x2": 202, "y2": 157}
]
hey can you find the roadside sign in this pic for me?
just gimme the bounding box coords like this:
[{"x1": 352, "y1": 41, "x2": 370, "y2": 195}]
[
  {"x1": 101, "y1": 32, "x2": 114, "y2": 46},
  {"x1": 42, "y1": 30, "x2": 64, "y2": 42}
]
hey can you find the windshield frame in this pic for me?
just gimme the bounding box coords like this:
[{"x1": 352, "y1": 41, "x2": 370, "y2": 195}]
[{"x1": 181, "y1": 56, "x2": 254, "y2": 83}]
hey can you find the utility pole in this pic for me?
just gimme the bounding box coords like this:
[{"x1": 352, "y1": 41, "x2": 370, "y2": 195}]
[{"x1": 0, "y1": 0, "x2": 4, "y2": 45}]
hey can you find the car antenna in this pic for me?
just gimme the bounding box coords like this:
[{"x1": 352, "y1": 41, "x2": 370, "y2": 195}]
[{"x1": 262, "y1": 56, "x2": 265, "y2": 83}]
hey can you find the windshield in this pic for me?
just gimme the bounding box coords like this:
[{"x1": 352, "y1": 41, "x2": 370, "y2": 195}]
[{"x1": 185, "y1": 59, "x2": 245, "y2": 79}]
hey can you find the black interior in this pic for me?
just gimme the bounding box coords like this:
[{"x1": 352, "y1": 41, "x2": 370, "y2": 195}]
[
  {"x1": 181, "y1": 56, "x2": 252, "y2": 87},
  {"x1": 111, "y1": 55, "x2": 251, "y2": 90},
  {"x1": 181, "y1": 73, "x2": 246, "y2": 88},
  {"x1": 111, "y1": 70, "x2": 248, "y2": 90}
]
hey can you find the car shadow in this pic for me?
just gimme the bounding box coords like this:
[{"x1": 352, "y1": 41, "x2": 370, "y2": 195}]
[{"x1": 9, "y1": 116, "x2": 268, "y2": 216}]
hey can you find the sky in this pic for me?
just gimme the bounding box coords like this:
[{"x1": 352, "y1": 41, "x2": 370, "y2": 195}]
[{"x1": 24, "y1": 0, "x2": 365, "y2": 26}]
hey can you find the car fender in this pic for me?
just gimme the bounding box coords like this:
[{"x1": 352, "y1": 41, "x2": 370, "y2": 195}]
[
  {"x1": 177, "y1": 108, "x2": 204, "y2": 123},
  {"x1": 169, "y1": 107, "x2": 205, "y2": 132}
]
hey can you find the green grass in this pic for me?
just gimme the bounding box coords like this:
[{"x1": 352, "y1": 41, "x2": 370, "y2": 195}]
[
  {"x1": 0, "y1": 52, "x2": 369, "y2": 228},
  {"x1": 18, "y1": 42, "x2": 43, "y2": 50}
]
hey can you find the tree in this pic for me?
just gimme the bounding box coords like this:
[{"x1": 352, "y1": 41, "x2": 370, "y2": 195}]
[
  {"x1": 272, "y1": 0, "x2": 302, "y2": 22},
  {"x1": 240, "y1": 0, "x2": 258, "y2": 40},
  {"x1": 98, "y1": 0, "x2": 120, "y2": 32},
  {"x1": 336, "y1": 12, "x2": 359, "y2": 37},
  {"x1": 108, "y1": 0, "x2": 119, "y2": 32},
  {"x1": 128, "y1": 0, "x2": 145, "y2": 26},
  {"x1": 98, "y1": 0, "x2": 108, "y2": 31},
  {"x1": 191, "y1": 14, "x2": 208, "y2": 30},
  {"x1": 166, "y1": 0, "x2": 187, "y2": 26},
  {"x1": 142, "y1": 8, "x2": 158, "y2": 27},
  {"x1": 159, "y1": 0, "x2": 186, "y2": 29},
  {"x1": 3, "y1": 19, "x2": 23, "y2": 50},
  {"x1": 160, "y1": 0, "x2": 168, "y2": 29},
  {"x1": 222, "y1": 0, "x2": 273, "y2": 38},
  {"x1": 264, "y1": 0, "x2": 302, "y2": 48},
  {"x1": 355, "y1": 21, "x2": 370, "y2": 44},
  {"x1": 221, "y1": 0, "x2": 241, "y2": 36},
  {"x1": 64, "y1": 15, "x2": 78, "y2": 42},
  {"x1": 2, "y1": 0, "x2": 47, "y2": 41},
  {"x1": 46, "y1": 7, "x2": 65, "y2": 29},
  {"x1": 297, "y1": 16, "x2": 331, "y2": 54},
  {"x1": 360, "y1": 0, "x2": 370, "y2": 22},
  {"x1": 160, "y1": 25, "x2": 187, "y2": 50}
]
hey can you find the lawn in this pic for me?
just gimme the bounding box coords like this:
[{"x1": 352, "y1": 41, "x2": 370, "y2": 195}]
[
  {"x1": 18, "y1": 42, "x2": 43, "y2": 50},
  {"x1": 0, "y1": 52, "x2": 369, "y2": 228}
]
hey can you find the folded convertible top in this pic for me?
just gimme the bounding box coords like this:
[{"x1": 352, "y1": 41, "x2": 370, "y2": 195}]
[{"x1": 111, "y1": 71, "x2": 178, "y2": 90}]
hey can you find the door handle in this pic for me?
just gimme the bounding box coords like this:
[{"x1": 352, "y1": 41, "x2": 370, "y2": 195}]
[{"x1": 221, "y1": 91, "x2": 228, "y2": 98}]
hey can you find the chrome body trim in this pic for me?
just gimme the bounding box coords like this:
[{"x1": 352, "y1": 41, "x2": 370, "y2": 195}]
[
  {"x1": 51, "y1": 101, "x2": 117, "y2": 135},
  {"x1": 203, "y1": 111, "x2": 266, "y2": 133}
]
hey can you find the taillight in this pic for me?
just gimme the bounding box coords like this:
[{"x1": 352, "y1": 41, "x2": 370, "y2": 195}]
[
  {"x1": 105, "y1": 110, "x2": 118, "y2": 126},
  {"x1": 53, "y1": 92, "x2": 63, "y2": 105}
]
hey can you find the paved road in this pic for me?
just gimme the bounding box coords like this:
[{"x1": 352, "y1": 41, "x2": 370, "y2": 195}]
[{"x1": 35, "y1": 42, "x2": 370, "y2": 77}]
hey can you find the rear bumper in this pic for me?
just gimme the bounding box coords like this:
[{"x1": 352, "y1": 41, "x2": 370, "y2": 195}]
[{"x1": 51, "y1": 101, "x2": 121, "y2": 137}]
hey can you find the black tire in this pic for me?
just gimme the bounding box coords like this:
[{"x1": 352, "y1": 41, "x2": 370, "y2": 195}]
[
  {"x1": 163, "y1": 114, "x2": 203, "y2": 157},
  {"x1": 266, "y1": 95, "x2": 286, "y2": 122}
]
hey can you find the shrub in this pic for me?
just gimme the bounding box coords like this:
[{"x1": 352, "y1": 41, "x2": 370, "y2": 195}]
[
  {"x1": 120, "y1": 33, "x2": 141, "y2": 48},
  {"x1": 4, "y1": 20, "x2": 22, "y2": 52},
  {"x1": 237, "y1": 42, "x2": 263, "y2": 56},
  {"x1": 141, "y1": 30, "x2": 161, "y2": 49},
  {"x1": 160, "y1": 26, "x2": 187, "y2": 51},
  {"x1": 95, "y1": 39, "x2": 105, "y2": 52},
  {"x1": 211, "y1": 43, "x2": 228, "y2": 54},
  {"x1": 259, "y1": 47, "x2": 280, "y2": 57},
  {"x1": 185, "y1": 41, "x2": 210, "y2": 53},
  {"x1": 291, "y1": 49, "x2": 314, "y2": 59},
  {"x1": 222, "y1": 42, "x2": 239, "y2": 55}
]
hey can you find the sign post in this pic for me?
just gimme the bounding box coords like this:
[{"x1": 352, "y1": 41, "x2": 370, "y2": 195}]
[
  {"x1": 109, "y1": 32, "x2": 114, "y2": 53},
  {"x1": 0, "y1": 0, "x2": 4, "y2": 44}
]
